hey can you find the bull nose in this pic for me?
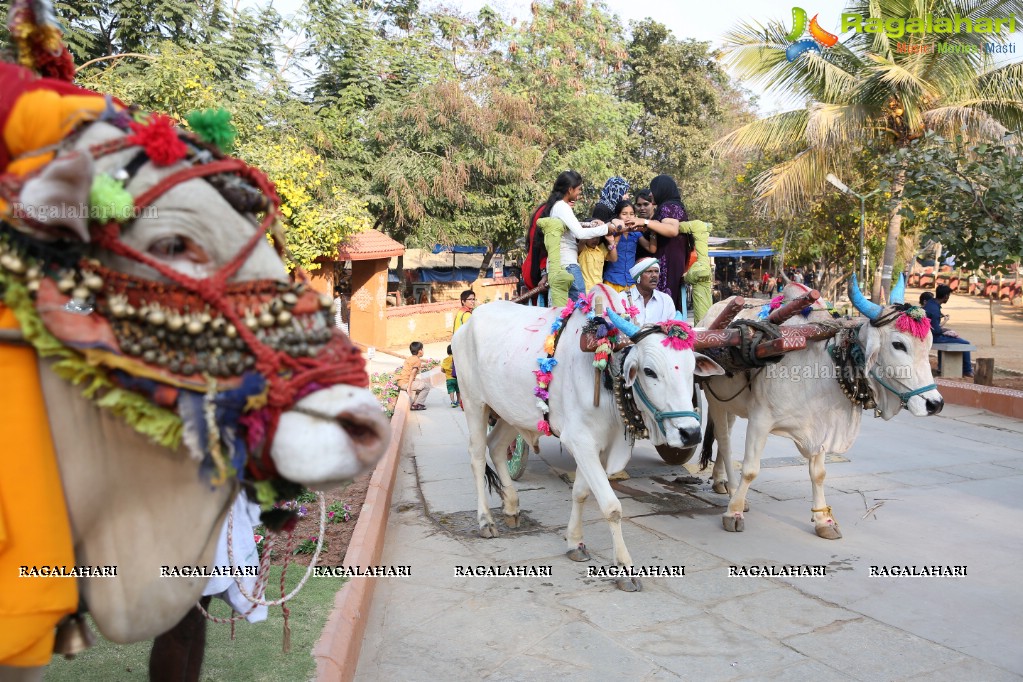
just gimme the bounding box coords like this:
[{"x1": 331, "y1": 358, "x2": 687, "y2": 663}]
[
  {"x1": 925, "y1": 398, "x2": 944, "y2": 416},
  {"x1": 679, "y1": 426, "x2": 702, "y2": 447}
]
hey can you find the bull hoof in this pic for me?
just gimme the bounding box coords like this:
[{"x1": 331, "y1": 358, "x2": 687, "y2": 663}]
[
  {"x1": 504, "y1": 513, "x2": 520, "y2": 529},
  {"x1": 566, "y1": 543, "x2": 591, "y2": 562},
  {"x1": 815, "y1": 523, "x2": 842, "y2": 540},
  {"x1": 616, "y1": 576, "x2": 642, "y2": 592},
  {"x1": 479, "y1": 523, "x2": 498, "y2": 539},
  {"x1": 722, "y1": 513, "x2": 745, "y2": 533},
  {"x1": 712, "y1": 481, "x2": 729, "y2": 495}
]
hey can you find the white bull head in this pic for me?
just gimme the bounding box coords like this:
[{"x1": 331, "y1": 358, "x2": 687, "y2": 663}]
[
  {"x1": 607, "y1": 309, "x2": 724, "y2": 447},
  {"x1": 849, "y1": 275, "x2": 943, "y2": 418},
  {"x1": 14, "y1": 119, "x2": 388, "y2": 487}
]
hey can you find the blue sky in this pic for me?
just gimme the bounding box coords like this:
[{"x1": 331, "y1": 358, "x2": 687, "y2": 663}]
[{"x1": 259, "y1": 0, "x2": 1023, "y2": 115}]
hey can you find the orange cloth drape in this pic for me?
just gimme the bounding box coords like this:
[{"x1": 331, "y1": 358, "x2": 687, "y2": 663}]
[{"x1": 0, "y1": 304, "x2": 78, "y2": 666}]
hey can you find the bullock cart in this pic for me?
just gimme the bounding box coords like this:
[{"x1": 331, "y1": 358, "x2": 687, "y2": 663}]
[{"x1": 452, "y1": 284, "x2": 832, "y2": 590}]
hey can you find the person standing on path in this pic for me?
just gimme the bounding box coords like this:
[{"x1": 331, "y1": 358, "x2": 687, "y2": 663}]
[{"x1": 453, "y1": 290, "x2": 476, "y2": 334}]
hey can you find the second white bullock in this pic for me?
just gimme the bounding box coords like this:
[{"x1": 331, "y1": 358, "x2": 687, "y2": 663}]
[
  {"x1": 699, "y1": 275, "x2": 943, "y2": 539},
  {"x1": 453, "y1": 293, "x2": 723, "y2": 591}
]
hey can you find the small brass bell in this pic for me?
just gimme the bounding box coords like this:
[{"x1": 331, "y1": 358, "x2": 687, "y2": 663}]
[
  {"x1": 83, "y1": 273, "x2": 104, "y2": 292},
  {"x1": 57, "y1": 276, "x2": 77, "y2": 294},
  {"x1": 54, "y1": 614, "x2": 96, "y2": 659}
]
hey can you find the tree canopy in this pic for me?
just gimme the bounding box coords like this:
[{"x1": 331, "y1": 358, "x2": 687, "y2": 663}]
[{"x1": 7, "y1": 1, "x2": 799, "y2": 270}]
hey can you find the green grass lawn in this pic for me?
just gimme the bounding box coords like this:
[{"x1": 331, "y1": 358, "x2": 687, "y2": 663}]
[{"x1": 44, "y1": 567, "x2": 346, "y2": 681}]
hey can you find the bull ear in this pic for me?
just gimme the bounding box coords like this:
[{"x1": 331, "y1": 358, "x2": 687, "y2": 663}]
[
  {"x1": 693, "y1": 353, "x2": 725, "y2": 377},
  {"x1": 862, "y1": 324, "x2": 881, "y2": 370},
  {"x1": 623, "y1": 354, "x2": 638, "y2": 387},
  {"x1": 16, "y1": 152, "x2": 95, "y2": 243}
]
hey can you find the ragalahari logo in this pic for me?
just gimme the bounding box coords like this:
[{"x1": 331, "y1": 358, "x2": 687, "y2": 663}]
[{"x1": 786, "y1": 7, "x2": 839, "y2": 61}]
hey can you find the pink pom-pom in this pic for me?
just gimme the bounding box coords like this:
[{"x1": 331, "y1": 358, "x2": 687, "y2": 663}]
[
  {"x1": 896, "y1": 312, "x2": 930, "y2": 340},
  {"x1": 537, "y1": 420, "x2": 552, "y2": 436},
  {"x1": 769, "y1": 295, "x2": 784, "y2": 310}
]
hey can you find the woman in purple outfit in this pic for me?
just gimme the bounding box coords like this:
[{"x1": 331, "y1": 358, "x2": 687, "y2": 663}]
[{"x1": 646, "y1": 175, "x2": 691, "y2": 311}]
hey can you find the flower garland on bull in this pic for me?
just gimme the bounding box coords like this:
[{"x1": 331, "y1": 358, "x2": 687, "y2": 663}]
[{"x1": 0, "y1": 62, "x2": 366, "y2": 530}]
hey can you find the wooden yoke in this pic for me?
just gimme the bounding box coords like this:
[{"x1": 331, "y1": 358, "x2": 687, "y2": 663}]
[
  {"x1": 694, "y1": 322, "x2": 841, "y2": 360},
  {"x1": 767, "y1": 289, "x2": 820, "y2": 325},
  {"x1": 706, "y1": 296, "x2": 745, "y2": 330}
]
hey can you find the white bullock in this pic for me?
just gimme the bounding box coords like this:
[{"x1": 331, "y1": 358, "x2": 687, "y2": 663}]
[
  {"x1": 0, "y1": 106, "x2": 389, "y2": 675},
  {"x1": 452, "y1": 293, "x2": 723, "y2": 591},
  {"x1": 698, "y1": 276, "x2": 943, "y2": 539}
]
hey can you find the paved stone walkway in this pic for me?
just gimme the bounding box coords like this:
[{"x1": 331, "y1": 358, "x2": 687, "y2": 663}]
[{"x1": 357, "y1": 352, "x2": 1023, "y2": 681}]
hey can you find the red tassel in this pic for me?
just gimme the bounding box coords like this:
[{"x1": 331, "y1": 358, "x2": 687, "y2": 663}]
[{"x1": 127, "y1": 113, "x2": 188, "y2": 166}]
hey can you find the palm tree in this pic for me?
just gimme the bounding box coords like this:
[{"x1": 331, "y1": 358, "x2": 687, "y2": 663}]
[{"x1": 714, "y1": 0, "x2": 1023, "y2": 300}]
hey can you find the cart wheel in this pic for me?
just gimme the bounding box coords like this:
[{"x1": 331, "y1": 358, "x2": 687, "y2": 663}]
[{"x1": 507, "y1": 436, "x2": 529, "y2": 480}]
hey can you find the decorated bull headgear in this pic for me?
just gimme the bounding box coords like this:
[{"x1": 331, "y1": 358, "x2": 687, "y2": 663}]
[
  {"x1": 0, "y1": 12, "x2": 367, "y2": 494},
  {"x1": 842, "y1": 274, "x2": 936, "y2": 409}
]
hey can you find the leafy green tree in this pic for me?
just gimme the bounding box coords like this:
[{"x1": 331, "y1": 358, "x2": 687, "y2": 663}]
[
  {"x1": 715, "y1": 0, "x2": 1023, "y2": 299},
  {"x1": 894, "y1": 133, "x2": 1023, "y2": 270},
  {"x1": 622, "y1": 19, "x2": 754, "y2": 228}
]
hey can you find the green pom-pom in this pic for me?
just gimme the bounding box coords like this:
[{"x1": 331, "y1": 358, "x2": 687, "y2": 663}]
[
  {"x1": 185, "y1": 108, "x2": 237, "y2": 153},
  {"x1": 89, "y1": 174, "x2": 135, "y2": 224}
]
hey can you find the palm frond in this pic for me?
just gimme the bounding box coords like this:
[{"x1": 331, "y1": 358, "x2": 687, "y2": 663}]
[
  {"x1": 923, "y1": 104, "x2": 1009, "y2": 139},
  {"x1": 720, "y1": 19, "x2": 860, "y2": 105},
  {"x1": 805, "y1": 103, "x2": 873, "y2": 148},
  {"x1": 713, "y1": 109, "x2": 810, "y2": 156},
  {"x1": 752, "y1": 147, "x2": 833, "y2": 218}
]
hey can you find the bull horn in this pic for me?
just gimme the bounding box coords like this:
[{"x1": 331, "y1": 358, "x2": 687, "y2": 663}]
[
  {"x1": 889, "y1": 273, "x2": 906, "y2": 304},
  {"x1": 848, "y1": 274, "x2": 882, "y2": 320},
  {"x1": 606, "y1": 309, "x2": 640, "y2": 339}
]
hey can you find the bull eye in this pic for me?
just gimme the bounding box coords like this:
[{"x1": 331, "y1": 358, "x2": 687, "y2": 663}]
[
  {"x1": 893, "y1": 341, "x2": 907, "y2": 352},
  {"x1": 148, "y1": 235, "x2": 209, "y2": 263},
  {"x1": 149, "y1": 236, "x2": 189, "y2": 258},
  {"x1": 643, "y1": 368, "x2": 658, "y2": 379}
]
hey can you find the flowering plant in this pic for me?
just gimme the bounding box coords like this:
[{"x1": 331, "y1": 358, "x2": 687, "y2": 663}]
[{"x1": 327, "y1": 501, "x2": 352, "y2": 524}]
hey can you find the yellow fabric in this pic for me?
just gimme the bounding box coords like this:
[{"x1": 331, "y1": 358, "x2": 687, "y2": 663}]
[
  {"x1": 578, "y1": 243, "x2": 608, "y2": 292},
  {"x1": 680, "y1": 220, "x2": 713, "y2": 323},
  {"x1": 0, "y1": 304, "x2": 78, "y2": 667},
  {"x1": 602, "y1": 281, "x2": 630, "y2": 293},
  {"x1": 452, "y1": 309, "x2": 472, "y2": 335},
  {"x1": 441, "y1": 355, "x2": 454, "y2": 379},
  {"x1": 0, "y1": 89, "x2": 110, "y2": 215}
]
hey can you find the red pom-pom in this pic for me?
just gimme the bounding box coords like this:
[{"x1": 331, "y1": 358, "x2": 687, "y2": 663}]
[
  {"x1": 128, "y1": 113, "x2": 188, "y2": 166},
  {"x1": 35, "y1": 47, "x2": 76, "y2": 82}
]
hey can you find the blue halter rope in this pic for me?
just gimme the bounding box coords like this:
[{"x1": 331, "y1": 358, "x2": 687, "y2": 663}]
[{"x1": 629, "y1": 379, "x2": 701, "y2": 436}]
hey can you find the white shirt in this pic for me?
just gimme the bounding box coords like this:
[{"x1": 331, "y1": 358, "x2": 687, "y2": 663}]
[
  {"x1": 550, "y1": 200, "x2": 608, "y2": 267},
  {"x1": 622, "y1": 286, "x2": 676, "y2": 326}
]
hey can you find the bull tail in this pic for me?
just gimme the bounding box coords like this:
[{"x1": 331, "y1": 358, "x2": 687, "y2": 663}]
[
  {"x1": 485, "y1": 464, "x2": 505, "y2": 500},
  {"x1": 699, "y1": 415, "x2": 716, "y2": 471}
]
